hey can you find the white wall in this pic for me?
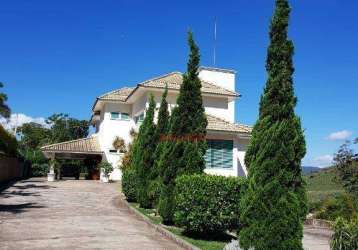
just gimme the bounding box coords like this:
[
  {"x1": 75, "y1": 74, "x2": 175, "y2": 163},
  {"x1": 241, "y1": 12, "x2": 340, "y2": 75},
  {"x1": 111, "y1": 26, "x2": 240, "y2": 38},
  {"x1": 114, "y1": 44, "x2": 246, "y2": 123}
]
[
  {"x1": 198, "y1": 68, "x2": 236, "y2": 92},
  {"x1": 98, "y1": 102, "x2": 136, "y2": 181}
]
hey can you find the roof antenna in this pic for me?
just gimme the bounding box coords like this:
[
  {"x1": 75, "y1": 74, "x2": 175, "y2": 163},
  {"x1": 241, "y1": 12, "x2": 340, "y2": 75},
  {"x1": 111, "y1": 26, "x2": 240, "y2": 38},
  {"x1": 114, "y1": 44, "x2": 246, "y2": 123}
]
[{"x1": 213, "y1": 17, "x2": 217, "y2": 67}]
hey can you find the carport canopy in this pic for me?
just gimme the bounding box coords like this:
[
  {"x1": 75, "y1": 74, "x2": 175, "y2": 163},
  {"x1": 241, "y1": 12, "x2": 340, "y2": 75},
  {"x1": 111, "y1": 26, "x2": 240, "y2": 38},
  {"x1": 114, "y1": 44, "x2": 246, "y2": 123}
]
[{"x1": 41, "y1": 136, "x2": 103, "y2": 160}]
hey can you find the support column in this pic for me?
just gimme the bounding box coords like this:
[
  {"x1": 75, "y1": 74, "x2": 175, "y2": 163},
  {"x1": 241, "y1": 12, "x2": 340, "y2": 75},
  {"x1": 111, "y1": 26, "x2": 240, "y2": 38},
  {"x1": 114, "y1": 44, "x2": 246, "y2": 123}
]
[{"x1": 47, "y1": 153, "x2": 55, "y2": 182}]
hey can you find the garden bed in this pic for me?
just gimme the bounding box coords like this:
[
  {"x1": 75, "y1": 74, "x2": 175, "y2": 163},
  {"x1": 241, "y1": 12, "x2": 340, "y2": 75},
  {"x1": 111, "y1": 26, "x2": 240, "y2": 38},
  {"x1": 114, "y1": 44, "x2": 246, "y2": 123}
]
[{"x1": 128, "y1": 202, "x2": 235, "y2": 250}]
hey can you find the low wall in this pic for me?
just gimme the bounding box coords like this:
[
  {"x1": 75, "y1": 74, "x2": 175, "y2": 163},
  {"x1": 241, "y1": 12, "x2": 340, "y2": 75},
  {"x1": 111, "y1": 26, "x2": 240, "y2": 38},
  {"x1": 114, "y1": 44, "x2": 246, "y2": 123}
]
[{"x1": 0, "y1": 157, "x2": 23, "y2": 183}]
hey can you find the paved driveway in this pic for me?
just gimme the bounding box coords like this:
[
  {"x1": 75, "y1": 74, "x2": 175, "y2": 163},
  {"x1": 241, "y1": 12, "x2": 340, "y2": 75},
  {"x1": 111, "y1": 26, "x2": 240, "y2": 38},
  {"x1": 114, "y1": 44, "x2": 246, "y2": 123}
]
[{"x1": 0, "y1": 178, "x2": 183, "y2": 250}]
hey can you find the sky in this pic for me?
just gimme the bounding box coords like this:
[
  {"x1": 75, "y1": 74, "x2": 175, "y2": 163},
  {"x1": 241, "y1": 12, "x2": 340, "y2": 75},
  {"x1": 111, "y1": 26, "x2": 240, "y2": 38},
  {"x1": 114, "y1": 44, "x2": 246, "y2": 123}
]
[{"x1": 1, "y1": 0, "x2": 357, "y2": 167}]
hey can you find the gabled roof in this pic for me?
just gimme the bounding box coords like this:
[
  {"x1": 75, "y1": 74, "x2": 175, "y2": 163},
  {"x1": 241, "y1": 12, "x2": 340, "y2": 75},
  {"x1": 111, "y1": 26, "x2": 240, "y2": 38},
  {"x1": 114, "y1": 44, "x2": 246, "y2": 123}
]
[
  {"x1": 41, "y1": 136, "x2": 102, "y2": 154},
  {"x1": 95, "y1": 72, "x2": 240, "y2": 107},
  {"x1": 98, "y1": 87, "x2": 135, "y2": 102},
  {"x1": 207, "y1": 114, "x2": 252, "y2": 134},
  {"x1": 137, "y1": 72, "x2": 239, "y2": 97}
]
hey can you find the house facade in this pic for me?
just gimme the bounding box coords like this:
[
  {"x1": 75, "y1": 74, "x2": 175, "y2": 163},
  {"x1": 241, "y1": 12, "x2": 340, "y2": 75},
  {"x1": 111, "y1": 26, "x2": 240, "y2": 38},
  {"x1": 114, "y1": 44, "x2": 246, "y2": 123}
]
[{"x1": 42, "y1": 67, "x2": 252, "y2": 181}]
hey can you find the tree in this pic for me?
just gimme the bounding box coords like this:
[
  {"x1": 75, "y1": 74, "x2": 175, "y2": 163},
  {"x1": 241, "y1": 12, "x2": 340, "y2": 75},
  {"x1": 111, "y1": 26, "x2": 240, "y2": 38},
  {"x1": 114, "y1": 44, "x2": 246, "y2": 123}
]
[
  {"x1": 239, "y1": 1, "x2": 307, "y2": 249},
  {"x1": 0, "y1": 82, "x2": 11, "y2": 118},
  {"x1": 158, "y1": 31, "x2": 207, "y2": 224},
  {"x1": 18, "y1": 122, "x2": 51, "y2": 149},
  {"x1": 334, "y1": 140, "x2": 358, "y2": 198},
  {"x1": 133, "y1": 95, "x2": 158, "y2": 208},
  {"x1": 151, "y1": 86, "x2": 169, "y2": 179},
  {"x1": 46, "y1": 113, "x2": 89, "y2": 143}
]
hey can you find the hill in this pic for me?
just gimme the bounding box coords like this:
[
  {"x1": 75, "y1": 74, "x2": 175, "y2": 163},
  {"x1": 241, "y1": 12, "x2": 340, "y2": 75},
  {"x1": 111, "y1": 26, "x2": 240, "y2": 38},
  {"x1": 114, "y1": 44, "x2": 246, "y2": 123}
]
[
  {"x1": 304, "y1": 167, "x2": 345, "y2": 203},
  {"x1": 302, "y1": 166, "x2": 321, "y2": 175}
]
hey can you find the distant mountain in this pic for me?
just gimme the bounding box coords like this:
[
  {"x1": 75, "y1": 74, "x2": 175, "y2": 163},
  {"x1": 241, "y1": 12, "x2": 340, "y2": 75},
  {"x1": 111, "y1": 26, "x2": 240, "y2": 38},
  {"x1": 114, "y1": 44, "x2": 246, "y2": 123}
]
[{"x1": 302, "y1": 166, "x2": 321, "y2": 175}]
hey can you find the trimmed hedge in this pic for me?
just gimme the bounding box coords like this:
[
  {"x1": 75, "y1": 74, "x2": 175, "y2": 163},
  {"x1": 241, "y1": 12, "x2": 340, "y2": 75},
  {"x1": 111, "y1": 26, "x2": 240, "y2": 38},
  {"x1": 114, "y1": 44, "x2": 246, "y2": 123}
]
[
  {"x1": 122, "y1": 168, "x2": 137, "y2": 202},
  {"x1": 174, "y1": 174, "x2": 245, "y2": 234}
]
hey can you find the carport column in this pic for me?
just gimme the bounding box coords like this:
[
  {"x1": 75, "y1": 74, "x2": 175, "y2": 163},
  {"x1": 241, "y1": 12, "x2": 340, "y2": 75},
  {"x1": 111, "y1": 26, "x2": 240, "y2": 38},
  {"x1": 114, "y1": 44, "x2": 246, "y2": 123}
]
[{"x1": 47, "y1": 153, "x2": 56, "y2": 182}]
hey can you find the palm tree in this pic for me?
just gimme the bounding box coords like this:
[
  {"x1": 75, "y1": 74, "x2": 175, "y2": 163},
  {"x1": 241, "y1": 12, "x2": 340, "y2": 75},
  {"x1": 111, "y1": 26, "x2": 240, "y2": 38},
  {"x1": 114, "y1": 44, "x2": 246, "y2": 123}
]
[{"x1": 0, "y1": 82, "x2": 11, "y2": 118}]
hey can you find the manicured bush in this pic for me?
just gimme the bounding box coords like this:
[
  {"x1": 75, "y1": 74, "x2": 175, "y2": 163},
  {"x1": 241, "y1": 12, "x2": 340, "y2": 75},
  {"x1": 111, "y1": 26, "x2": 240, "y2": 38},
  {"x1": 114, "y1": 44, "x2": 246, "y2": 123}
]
[
  {"x1": 331, "y1": 216, "x2": 358, "y2": 250},
  {"x1": 122, "y1": 168, "x2": 137, "y2": 202},
  {"x1": 174, "y1": 174, "x2": 245, "y2": 235}
]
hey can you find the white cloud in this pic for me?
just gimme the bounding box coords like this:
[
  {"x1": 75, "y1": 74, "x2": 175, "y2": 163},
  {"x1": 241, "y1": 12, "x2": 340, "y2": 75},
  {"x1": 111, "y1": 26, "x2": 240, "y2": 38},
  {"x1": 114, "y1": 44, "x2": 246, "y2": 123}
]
[
  {"x1": 326, "y1": 130, "x2": 353, "y2": 141},
  {"x1": 0, "y1": 113, "x2": 50, "y2": 132},
  {"x1": 312, "y1": 154, "x2": 334, "y2": 168}
]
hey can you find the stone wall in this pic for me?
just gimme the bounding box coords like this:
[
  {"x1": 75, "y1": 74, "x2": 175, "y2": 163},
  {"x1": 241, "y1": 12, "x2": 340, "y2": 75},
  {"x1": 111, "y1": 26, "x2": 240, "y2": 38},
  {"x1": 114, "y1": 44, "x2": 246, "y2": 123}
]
[{"x1": 0, "y1": 157, "x2": 23, "y2": 183}]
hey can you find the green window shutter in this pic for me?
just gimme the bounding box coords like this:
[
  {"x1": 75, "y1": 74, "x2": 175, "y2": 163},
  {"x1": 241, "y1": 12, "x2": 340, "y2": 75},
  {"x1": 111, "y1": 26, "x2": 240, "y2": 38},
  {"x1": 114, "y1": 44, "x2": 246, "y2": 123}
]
[
  {"x1": 111, "y1": 112, "x2": 119, "y2": 119},
  {"x1": 205, "y1": 139, "x2": 233, "y2": 169},
  {"x1": 121, "y1": 113, "x2": 130, "y2": 120}
]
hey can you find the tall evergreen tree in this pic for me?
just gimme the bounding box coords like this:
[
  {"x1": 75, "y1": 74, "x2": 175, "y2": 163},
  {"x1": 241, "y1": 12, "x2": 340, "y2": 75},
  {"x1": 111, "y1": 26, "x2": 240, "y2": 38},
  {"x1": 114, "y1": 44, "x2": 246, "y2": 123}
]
[
  {"x1": 239, "y1": 1, "x2": 307, "y2": 249},
  {"x1": 133, "y1": 94, "x2": 158, "y2": 208},
  {"x1": 151, "y1": 86, "x2": 169, "y2": 179},
  {"x1": 158, "y1": 31, "x2": 207, "y2": 224}
]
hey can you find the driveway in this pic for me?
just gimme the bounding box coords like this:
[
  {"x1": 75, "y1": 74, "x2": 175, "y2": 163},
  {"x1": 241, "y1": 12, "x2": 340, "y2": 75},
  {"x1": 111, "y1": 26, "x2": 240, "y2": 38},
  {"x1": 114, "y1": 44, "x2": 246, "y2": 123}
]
[{"x1": 0, "y1": 178, "x2": 183, "y2": 250}]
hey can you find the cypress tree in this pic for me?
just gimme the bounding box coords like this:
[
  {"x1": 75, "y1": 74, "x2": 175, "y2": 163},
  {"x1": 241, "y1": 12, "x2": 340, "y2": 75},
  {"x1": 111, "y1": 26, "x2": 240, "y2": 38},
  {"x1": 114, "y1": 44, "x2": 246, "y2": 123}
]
[
  {"x1": 239, "y1": 1, "x2": 307, "y2": 249},
  {"x1": 151, "y1": 86, "x2": 169, "y2": 179},
  {"x1": 133, "y1": 94, "x2": 158, "y2": 208},
  {"x1": 158, "y1": 31, "x2": 207, "y2": 224},
  {"x1": 148, "y1": 86, "x2": 170, "y2": 207}
]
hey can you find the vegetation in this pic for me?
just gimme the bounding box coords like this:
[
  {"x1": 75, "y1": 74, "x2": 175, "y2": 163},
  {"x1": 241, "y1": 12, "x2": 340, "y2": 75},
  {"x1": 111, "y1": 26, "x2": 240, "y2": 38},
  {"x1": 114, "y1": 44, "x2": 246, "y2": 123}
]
[
  {"x1": 120, "y1": 128, "x2": 137, "y2": 171},
  {"x1": 333, "y1": 139, "x2": 358, "y2": 198},
  {"x1": 174, "y1": 174, "x2": 244, "y2": 235},
  {"x1": 0, "y1": 124, "x2": 18, "y2": 157},
  {"x1": 98, "y1": 162, "x2": 114, "y2": 176},
  {"x1": 17, "y1": 113, "x2": 90, "y2": 176},
  {"x1": 129, "y1": 202, "x2": 234, "y2": 250},
  {"x1": 158, "y1": 31, "x2": 207, "y2": 224},
  {"x1": 133, "y1": 95, "x2": 158, "y2": 208},
  {"x1": 239, "y1": 0, "x2": 307, "y2": 249},
  {"x1": 112, "y1": 136, "x2": 126, "y2": 153},
  {"x1": 315, "y1": 193, "x2": 356, "y2": 221},
  {"x1": 305, "y1": 168, "x2": 344, "y2": 204},
  {"x1": 304, "y1": 140, "x2": 358, "y2": 222},
  {"x1": 0, "y1": 82, "x2": 11, "y2": 118},
  {"x1": 331, "y1": 216, "x2": 358, "y2": 250}
]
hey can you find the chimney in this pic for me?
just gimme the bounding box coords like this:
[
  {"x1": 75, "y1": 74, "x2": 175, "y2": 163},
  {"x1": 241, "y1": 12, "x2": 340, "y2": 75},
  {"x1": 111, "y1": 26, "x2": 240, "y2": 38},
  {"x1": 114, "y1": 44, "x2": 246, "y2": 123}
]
[{"x1": 198, "y1": 66, "x2": 236, "y2": 92}]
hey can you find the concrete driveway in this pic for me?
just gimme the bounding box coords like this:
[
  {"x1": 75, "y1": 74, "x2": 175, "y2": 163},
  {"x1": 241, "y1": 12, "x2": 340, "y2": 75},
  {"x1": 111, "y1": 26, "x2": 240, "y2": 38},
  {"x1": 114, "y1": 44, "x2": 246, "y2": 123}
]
[{"x1": 0, "y1": 178, "x2": 183, "y2": 250}]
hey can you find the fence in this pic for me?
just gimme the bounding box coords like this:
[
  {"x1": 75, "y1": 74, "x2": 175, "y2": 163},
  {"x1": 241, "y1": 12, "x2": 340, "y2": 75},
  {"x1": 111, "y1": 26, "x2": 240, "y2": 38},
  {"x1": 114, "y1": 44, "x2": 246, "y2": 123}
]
[{"x1": 0, "y1": 157, "x2": 24, "y2": 183}]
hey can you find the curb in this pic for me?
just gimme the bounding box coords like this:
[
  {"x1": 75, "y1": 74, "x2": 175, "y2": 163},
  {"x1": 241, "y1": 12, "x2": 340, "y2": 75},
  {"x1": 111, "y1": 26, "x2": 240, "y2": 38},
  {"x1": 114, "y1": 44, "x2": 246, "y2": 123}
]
[{"x1": 114, "y1": 195, "x2": 200, "y2": 250}]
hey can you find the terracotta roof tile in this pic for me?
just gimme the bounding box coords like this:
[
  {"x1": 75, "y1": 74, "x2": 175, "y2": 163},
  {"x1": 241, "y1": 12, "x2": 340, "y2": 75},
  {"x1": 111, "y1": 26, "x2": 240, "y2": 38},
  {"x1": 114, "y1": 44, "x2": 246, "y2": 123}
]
[
  {"x1": 41, "y1": 136, "x2": 102, "y2": 153},
  {"x1": 96, "y1": 72, "x2": 239, "y2": 103},
  {"x1": 207, "y1": 114, "x2": 252, "y2": 134},
  {"x1": 139, "y1": 72, "x2": 239, "y2": 97}
]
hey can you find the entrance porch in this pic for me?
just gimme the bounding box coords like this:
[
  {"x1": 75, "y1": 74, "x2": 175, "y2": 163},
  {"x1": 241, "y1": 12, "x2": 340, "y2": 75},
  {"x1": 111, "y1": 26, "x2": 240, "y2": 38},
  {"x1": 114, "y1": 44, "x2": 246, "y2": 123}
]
[{"x1": 41, "y1": 137, "x2": 103, "y2": 181}]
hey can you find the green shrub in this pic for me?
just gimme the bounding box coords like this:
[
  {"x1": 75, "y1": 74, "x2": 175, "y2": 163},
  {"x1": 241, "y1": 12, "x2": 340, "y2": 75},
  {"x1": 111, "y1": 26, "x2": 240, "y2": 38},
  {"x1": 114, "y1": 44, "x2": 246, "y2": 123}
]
[
  {"x1": 174, "y1": 174, "x2": 244, "y2": 235},
  {"x1": 148, "y1": 179, "x2": 162, "y2": 208},
  {"x1": 315, "y1": 193, "x2": 357, "y2": 221},
  {"x1": 98, "y1": 162, "x2": 113, "y2": 176},
  {"x1": 122, "y1": 168, "x2": 137, "y2": 202},
  {"x1": 31, "y1": 163, "x2": 49, "y2": 177},
  {"x1": 331, "y1": 216, "x2": 358, "y2": 250}
]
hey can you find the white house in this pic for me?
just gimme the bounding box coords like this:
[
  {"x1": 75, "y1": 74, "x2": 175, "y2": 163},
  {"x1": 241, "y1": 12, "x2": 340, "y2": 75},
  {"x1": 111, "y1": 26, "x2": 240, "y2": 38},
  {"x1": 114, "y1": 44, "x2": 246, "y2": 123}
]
[{"x1": 41, "y1": 67, "x2": 252, "y2": 181}]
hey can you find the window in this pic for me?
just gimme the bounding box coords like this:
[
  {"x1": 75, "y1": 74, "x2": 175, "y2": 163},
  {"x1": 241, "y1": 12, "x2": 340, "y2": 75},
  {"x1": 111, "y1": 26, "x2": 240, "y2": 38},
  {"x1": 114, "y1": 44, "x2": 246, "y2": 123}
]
[
  {"x1": 134, "y1": 113, "x2": 144, "y2": 124},
  {"x1": 204, "y1": 140, "x2": 233, "y2": 169},
  {"x1": 110, "y1": 112, "x2": 130, "y2": 121}
]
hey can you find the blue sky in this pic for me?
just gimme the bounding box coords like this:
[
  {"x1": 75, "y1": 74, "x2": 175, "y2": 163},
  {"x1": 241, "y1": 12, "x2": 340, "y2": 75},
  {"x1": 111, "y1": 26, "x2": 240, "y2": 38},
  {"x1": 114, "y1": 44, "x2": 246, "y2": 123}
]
[{"x1": 1, "y1": 0, "x2": 357, "y2": 167}]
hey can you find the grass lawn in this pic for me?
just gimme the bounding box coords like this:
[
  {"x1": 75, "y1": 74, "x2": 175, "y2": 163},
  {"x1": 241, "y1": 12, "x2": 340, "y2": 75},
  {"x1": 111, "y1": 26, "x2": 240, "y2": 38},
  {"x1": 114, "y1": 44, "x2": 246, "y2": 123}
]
[
  {"x1": 129, "y1": 202, "x2": 234, "y2": 250},
  {"x1": 304, "y1": 167, "x2": 345, "y2": 203}
]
